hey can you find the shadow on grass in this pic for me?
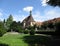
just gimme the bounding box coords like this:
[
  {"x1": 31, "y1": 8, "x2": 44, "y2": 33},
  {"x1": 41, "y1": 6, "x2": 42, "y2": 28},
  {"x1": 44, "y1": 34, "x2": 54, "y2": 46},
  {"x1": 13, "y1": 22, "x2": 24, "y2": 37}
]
[
  {"x1": 23, "y1": 35, "x2": 52, "y2": 46},
  {"x1": 0, "y1": 43, "x2": 9, "y2": 46},
  {"x1": 23, "y1": 35, "x2": 60, "y2": 46}
]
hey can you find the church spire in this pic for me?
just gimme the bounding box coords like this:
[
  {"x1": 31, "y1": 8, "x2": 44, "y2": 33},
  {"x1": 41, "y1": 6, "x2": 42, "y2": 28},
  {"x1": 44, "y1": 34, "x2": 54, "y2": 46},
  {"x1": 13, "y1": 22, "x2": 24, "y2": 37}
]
[{"x1": 30, "y1": 11, "x2": 32, "y2": 16}]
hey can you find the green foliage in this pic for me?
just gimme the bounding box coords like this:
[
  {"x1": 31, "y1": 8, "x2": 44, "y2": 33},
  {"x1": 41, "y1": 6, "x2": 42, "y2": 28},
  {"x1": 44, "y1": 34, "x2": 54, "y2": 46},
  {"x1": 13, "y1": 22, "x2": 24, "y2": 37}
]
[
  {"x1": 24, "y1": 30, "x2": 29, "y2": 34},
  {"x1": 27, "y1": 26, "x2": 35, "y2": 30},
  {"x1": 17, "y1": 27, "x2": 23, "y2": 33},
  {"x1": 26, "y1": 26, "x2": 35, "y2": 35},
  {"x1": 0, "y1": 34, "x2": 52, "y2": 46},
  {"x1": 0, "y1": 22, "x2": 6, "y2": 37},
  {"x1": 30, "y1": 29, "x2": 35, "y2": 35},
  {"x1": 41, "y1": 22, "x2": 48, "y2": 29},
  {"x1": 47, "y1": 0, "x2": 60, "y2": 6},
  {"x1": 23, "y1": 35, "x2": 51, "y2": 44},
  {"x1": 10, "y1": 21, "x2": 23, "y2": 33},
  {"x1": 0, "y1": 30, "x2": 6, "y2": 37},
  {"x1": 6, "y1": 14, "x2": 13, "y2": 29},
  {"x1": 0, "y1": 34, "x2": 28, "y2": 46},
  {"x1": 9, "y1": 21, "x2": 17, "y2": 32},
  {"x1": 55, "y1": 22, "x2": 60, "y2": 35},
  {"x1": 41, "y1": 22, "x2": 54, "y2": 30},
  {"x1": 47, "y1": 22, "x2": 54, "y2": 29},
  {"x1": 3, "y1": 19, "x2": 6, "y2": 23}
]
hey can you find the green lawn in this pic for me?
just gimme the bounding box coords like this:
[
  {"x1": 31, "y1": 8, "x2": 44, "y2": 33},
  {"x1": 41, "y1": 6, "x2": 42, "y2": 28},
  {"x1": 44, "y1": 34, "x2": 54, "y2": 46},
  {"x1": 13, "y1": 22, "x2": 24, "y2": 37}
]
[
  {"x1": 0, "y1": 33, "x2": 51, "y2": 46},
  {"x1": 0, "y1": 33, "x2": 29, "y2": 46}
]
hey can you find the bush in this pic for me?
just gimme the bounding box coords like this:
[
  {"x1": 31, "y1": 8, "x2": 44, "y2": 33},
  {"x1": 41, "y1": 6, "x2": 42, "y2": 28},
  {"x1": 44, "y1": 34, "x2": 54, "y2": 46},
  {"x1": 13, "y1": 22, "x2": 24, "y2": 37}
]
[
  {"x1": 0, "y1": 29, "x2": 7, "y2": 37},
  {"x1": 55, "y1": 22, "x2": 60, "y2": 35},
  {"x1": 30, "y1": 29, "x2": 35, "y2": 35},
  {"x1": 0, "y1": 22, "x2": 7, "y2": 37},
  {"x1": 24, "y1": 30, "x2": 29, "y2": 34},
  {"x1": 18, "y1": 30, "x2": 24, "y2": 33}
]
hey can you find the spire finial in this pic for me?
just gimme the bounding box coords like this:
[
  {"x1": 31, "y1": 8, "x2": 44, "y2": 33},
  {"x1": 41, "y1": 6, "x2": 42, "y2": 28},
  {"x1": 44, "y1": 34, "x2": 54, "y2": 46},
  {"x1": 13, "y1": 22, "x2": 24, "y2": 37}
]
[{"x1": 30, "y1": 11, "x2": 32, "y2": 16}]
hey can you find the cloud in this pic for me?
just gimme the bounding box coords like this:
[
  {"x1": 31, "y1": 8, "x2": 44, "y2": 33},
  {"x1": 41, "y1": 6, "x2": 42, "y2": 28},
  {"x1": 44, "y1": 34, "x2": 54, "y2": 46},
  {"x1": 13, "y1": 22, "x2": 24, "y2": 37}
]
[
  {"x1": 44, "y1": 9, "x2": 60, "y2": 20},
  {"x1": 0, "y1": 12, "x2": 3, "y2": 16},
  {"x1": 41, "y1": 0, "x2": 49, "y2": 6},
  {"x1": 32, "y1": 11, "x2": 48, "y2": 22},
  {"x1": 32, "y1": 11, "x2": 41, "y2": 21},
  {"x1": 0, "y1": 9, "x2": 9, "y2": 21},
  {"x1": 32, "y1": 8, "x2": 60, "y2": 22},
  {"x1": 0, "y1": 9, "x2": 3, "y2": 12},
  {"x1": 11, "y1": 7, "x2": 60, "y2": 22},
  {"x1": 0, "y1": 9, "x2": 3, "y2": 16},
  {"x1": 13, "y1": 14, "x2": 28, "y2": 22},
  {"x1": 0, "y1": 12, "x2": 3, "y2": 21},
  {"x1": 23, "y1": 6, "x2": 34, "y2": 12}
]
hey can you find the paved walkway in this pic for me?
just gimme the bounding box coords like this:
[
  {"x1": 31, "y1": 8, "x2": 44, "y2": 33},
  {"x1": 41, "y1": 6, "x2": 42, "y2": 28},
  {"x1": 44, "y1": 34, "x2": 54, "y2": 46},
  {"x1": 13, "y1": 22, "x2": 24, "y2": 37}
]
[{"x1": 4, "y1": 32, "x2": 19, "y2": 35}]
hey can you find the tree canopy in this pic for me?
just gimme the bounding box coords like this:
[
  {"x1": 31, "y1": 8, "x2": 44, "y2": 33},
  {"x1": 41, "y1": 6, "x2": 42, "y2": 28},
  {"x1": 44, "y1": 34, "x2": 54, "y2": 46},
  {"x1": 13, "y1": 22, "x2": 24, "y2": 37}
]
[
  {"x1": 47, "y1": 0, "x2": 60, "y2": 6},
  {"x1": 6, "y1": 14, "x2": 13, "y2": 29}
]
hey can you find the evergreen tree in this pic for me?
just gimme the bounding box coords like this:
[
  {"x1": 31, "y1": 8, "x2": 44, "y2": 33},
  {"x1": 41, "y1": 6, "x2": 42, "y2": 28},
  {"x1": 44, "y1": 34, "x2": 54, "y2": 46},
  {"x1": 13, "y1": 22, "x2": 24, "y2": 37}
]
[
  {"x1": 6, "y1": 14, "x2": 13, "y2": 29},
  {"x1": 3, "y1": 19, "x2": 5, "y2": 23}
]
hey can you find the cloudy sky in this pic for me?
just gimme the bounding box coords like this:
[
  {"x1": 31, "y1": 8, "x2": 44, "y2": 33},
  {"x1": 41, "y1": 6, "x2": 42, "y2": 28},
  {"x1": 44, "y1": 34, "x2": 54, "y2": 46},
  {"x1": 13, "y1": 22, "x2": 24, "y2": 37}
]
[{"x1": 0, "y1": 0, "x2": 60, "y2": 22}]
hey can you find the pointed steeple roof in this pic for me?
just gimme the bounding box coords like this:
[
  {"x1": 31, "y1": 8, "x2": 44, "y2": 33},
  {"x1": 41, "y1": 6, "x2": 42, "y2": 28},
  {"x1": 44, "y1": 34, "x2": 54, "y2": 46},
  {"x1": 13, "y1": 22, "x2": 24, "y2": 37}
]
[
  {"x1": 30, "y1": 11, "x2": 32, "y2": 16},
  {"x1": 23, "y1": 11, "x2": 35, "y2": 22}
]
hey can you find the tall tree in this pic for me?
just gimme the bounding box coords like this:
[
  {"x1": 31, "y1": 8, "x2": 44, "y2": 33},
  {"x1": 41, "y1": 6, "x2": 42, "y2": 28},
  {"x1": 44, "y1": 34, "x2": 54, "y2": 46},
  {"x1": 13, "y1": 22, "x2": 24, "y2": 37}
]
[
  {"x1": 3, "y1": 19, "x2": 5, "y2": 23},
  {"x1": 3, "y1": 19, "x2": 7, "y2": 29},
  {"x1": 10, "y1": 21, "x2": 23, "y2": 32},
  {"x1": 47, "y1": 0, "x2": 60, "y2": 6},
  {"x1": 6, "y1": 14, "x2": 13, "y2": 29}
]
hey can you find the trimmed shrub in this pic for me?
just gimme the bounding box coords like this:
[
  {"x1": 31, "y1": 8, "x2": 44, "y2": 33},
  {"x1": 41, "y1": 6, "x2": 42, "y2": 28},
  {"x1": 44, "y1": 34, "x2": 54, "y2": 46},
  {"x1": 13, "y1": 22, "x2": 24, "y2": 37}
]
[
  {"x1": 24, "y1": 30, "x2": 29, "y2": 34},
  {"x1": 18, "y1": 30, "x2": 23, "y2": 33},
  {"x1": 30, "y1": 29, "x2": 35, "y2": 35}
]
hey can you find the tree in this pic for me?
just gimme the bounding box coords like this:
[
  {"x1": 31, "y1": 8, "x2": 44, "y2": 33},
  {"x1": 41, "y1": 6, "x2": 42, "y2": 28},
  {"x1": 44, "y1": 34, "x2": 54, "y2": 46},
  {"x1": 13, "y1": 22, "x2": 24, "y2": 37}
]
[
  {"x1": 3, "y1": 19, "x2": 5, "y2": 23},
  {"x1": 6, "y1": 14, "x2": 13, "y2": 29},
  {"x1": 3, "y1": 19, "x2": 8, "y2": 30},
  {"x1": 9, "y1": 21, "x2": 17, "y2": 32},
  {"x1": 30, "y1": 29, "x2": 35, "y2": 35},
  {"x1": 41, "y1": 22, "x2": 48, "y2": 29},
  {"x1": 47, "y1": 22, "x2": 54, "y2": 29},
  {"x1": 0, "y1": 21, "x2": 6, "y2": 36},
  {"x1": 47, "y1": 0, "x2": 60, "y2": 6},
  {"x1": 55, "y1": 22, "x2": 60, "y2": 35},
  {"x1": 10, "y1": 21, "x2": 23, "y2": 32}
]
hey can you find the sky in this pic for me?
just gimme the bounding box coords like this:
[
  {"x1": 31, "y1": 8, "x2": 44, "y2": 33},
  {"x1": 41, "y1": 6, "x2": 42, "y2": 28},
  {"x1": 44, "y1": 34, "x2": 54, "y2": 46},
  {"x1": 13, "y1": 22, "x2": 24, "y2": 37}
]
[{"x1": 0, "y1": 0, "x2": 60, "y2": 22}]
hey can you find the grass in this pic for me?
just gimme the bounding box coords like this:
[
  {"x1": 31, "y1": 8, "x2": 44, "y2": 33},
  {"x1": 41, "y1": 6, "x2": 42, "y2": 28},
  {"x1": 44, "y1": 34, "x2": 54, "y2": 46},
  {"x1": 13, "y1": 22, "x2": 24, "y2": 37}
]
[
  {"x1": 0, "y1": 33, "x2": 29, "y2": 46},
  {"x1": 0, "y1": 32, "x2": 52, "y2": 46}
]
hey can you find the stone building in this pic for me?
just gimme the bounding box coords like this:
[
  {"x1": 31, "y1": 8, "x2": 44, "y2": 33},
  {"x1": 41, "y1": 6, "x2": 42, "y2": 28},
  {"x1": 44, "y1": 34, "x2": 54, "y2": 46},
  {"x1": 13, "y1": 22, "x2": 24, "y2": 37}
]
[
  {"x1": 22, "y1": 11, "x2": 35, "y2": 28},
  {"x1": 22, "y1": 11, "x2": 42, "y2": 28}
]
